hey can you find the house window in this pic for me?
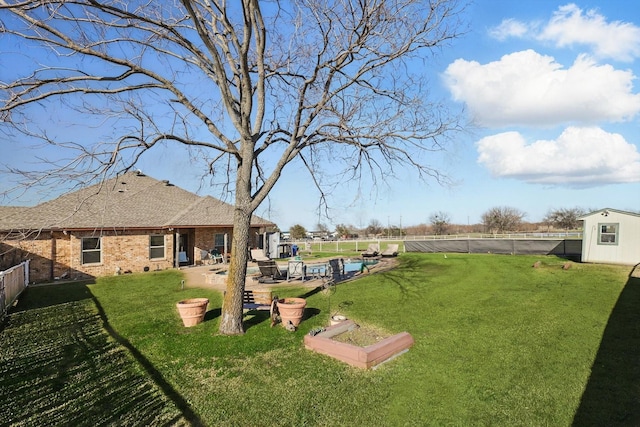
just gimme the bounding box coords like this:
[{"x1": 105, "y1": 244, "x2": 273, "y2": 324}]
[
  {"x1": 149, "y1": 235, "x2": 165, "y2": 259},
  {"x1": 213, "y1": 233, "x2": 227, "y2": 252},
  {"x1": 598, "y1": 223, "x2": 618, "y2": 245},
  {"x1": 81, "y1": 237, "x2": 101, "y2": 264}
]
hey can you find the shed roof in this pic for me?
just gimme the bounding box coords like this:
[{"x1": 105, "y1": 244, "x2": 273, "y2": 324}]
[
  {"x1": 0, "y1": 172, "x2": 274, "y2": 231},
  {"x1": 578, "y1": 208, "x2": 640, "y2": 220}
]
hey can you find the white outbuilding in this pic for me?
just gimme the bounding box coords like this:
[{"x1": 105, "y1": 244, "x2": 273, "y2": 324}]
[{"x1": 578, "y1": 208, "x2": 640, "y2": 266}]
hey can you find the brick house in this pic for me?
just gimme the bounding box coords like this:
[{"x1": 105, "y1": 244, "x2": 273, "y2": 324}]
[{"x1": 0, "y1": 171, "x2": 275, "y2": 283}]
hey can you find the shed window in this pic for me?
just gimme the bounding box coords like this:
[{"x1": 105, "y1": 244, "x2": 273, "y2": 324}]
[
  {"x1": 598, "y1": 223, "x2": 618, "y2": 245},
  {"x1": 149, "y1": 235, "x2": 165, "y2": 259},
  {"x1": 81, "y1": 237, "x2": 101, "y2": 264}
]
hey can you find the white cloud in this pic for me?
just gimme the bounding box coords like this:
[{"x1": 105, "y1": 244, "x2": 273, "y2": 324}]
[
  {"x1": 538, "y1": 4, "x2": 640, "y2": 62},
  {"x1": 476, "y1": 126, "x2": 640, "y2": 186},
  {"x1": 488, "y1": 18, "x2": 530, "y2": 41},
  {"x1": 444, "y1": 50, "x2": 640, "y2": 127}
]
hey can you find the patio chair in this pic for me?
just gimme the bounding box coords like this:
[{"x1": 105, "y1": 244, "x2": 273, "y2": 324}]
[
  {"x1": 250, "y1": 248, "x2": 270, "y2": 262},
  {"x1": 257, "y1": 260, "x2": 285, "y2": 283},
  {"x1": 328, "y1": 258, "x2": 344, "y2": 282},
  {"x1": 381, "y1": 244, "x2": 399, "y2": 257},
  {"x1": 201, "y1": 249, "x2": 224, "y2": 265},
  {"x1": 361, "y1": 244, "x2": 380, "y2": 258},
  {"x1": 210, "y1": 249, "x2": 225, "y2": 264}
]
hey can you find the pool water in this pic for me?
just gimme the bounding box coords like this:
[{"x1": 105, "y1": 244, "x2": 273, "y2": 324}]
[
  {"x1": 307, "y1": 259, "x2": 378, "y2": 276},
  {"x1": 343, "y1": 259, "x2": 378, "y2": 272}
]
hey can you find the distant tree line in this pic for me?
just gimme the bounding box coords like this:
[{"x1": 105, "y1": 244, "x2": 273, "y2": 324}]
[{"x1": 284, "y1": 206, "x2": 589, "y2": 239}]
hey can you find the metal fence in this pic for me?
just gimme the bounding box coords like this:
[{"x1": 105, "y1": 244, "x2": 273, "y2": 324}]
[
  {"x1": 403, "y1": 232, "x2": 583, "y2": 240},
  {"x1": 1, "y1": 260, "x2": 30, "y2": 320},
  {"x1": 405, "y1": 239, "x2": 582, "y2": 257},
  {"x1": 287, "y1": 232, "x2": 583, "y2": 254}
]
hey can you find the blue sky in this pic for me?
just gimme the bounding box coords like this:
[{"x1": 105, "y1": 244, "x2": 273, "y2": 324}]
[
  {"x1": 2, "y1": 1, "x2": 640, "y2": 231},
  {"x1": 262, "y1": 1, "x2": 640, "y2": 230}
]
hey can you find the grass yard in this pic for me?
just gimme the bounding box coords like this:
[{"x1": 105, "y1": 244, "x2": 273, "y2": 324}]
[
  {"x1": 2, "y1": 253, "x2": 639, "y2": 426},
  {"x1": 301, "y1": 239, "x2": 405, "y2": 255},
  {"x1": 0, "y1": 283, "x2": 188, "y2": 426}
]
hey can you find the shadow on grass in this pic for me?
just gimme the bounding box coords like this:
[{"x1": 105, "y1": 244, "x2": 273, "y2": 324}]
[
  {"x1": 1, "y1": 282, "x2": 204, "y2": 426},
  {"x1": 0, "y1": 281, "x2": 95, "y2": 334},
  {"x1": 240, "y1": 304, "x2": 321, "y2": 330},
  {"x1": 573, "y1": 267, "x2": 640, "y2": 426},
  {"x1": 204, "y1": 306, "x2": 222, "y2": 322},
  {"x1": 242, "y1": 309, "x2": 272, "y2": 330},
  {"x1": 370, "y1": 256, "x2": 427, "y2": 300},
  {"x1": 10, "y1": 281, "x2": 95, "y2": 311},
  {"x1": 91, "y1": 296, "x2": 205, "y2": 426}
]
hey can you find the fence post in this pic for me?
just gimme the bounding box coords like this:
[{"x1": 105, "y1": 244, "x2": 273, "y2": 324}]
[
  {"x1": 0, "y1": 271, "x2": 5, "y2": 318},
  {"x1": 24, "y1": 259, "x2": 30, "y2": 287}
]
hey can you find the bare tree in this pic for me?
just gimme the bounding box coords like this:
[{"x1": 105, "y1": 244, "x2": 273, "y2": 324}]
[
  {"x1": 335, "y1": 223, "x2": 354, "y2": 239},
  {"x1": 481, "y1": 206, "x2": 525, "y2": 234},
  {"x1": 315, "y1": 222, "x2": 330, "y2": 238},
  {"x1": 365, "y1": 219, "x2": 384, "y2": 237},
  {"x1": 0, "y1": 0, "x2": 466, "y2": 334},
  {"x1": 543, "y1": 207, "x2": 586, "y2": 231},
  {"x1": 429, "y1": 211, "x2": 450, "y2": 235}
]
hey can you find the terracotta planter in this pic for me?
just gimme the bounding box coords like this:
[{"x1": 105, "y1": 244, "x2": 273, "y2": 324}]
[
  {"x1": 176, "y1": 298, "x2": 209, "y2": 327},
  {"x1": 277, "y1": 297, "x2": 306, "y2": 327}
]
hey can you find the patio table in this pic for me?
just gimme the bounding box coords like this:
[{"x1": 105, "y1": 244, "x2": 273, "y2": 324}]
[
  {"x1": 306, "y1": 262, "x2": 329, "y2": 280},
  {"x1": 287, "y1": 260, "x2": 306, "y2": 282}
]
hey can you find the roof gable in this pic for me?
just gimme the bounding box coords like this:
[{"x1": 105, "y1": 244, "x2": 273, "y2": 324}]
[
  {"x1": 578, "y1": 208, "x2": 640, "y2": 221},
  {"x1": 0, "y1": 172, "x2": 274, "y2": 230}
]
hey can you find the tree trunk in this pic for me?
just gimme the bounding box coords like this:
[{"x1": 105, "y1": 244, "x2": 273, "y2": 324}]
[
  {"x1": 219, "y1": 137, "x2": 255, "y2": 335},
  {"x1": 218, "y1": 206, "x2": 251, "y2": 335}
]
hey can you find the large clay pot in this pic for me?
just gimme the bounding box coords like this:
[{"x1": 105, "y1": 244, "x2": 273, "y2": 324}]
[
  {"x1": 277, "y1": 297, "x2": 306, "y2": 328},
  {"x1": 176, "y1": 298, "x2": 209, "y2": 327}
]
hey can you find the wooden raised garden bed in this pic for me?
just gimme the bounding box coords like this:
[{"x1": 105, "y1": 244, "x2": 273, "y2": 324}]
[{"x1": 304, "y1": 319, "x2": 414, "y2": 369}]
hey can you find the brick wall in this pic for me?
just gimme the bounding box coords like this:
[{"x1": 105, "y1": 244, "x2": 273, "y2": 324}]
[
  {"x1": 2, "y1": 229, "x2": 175, "y2": 283},
  {"x1": 1, "y1": 231, "x2": 54, "y2": 283},
  {"x1": 2, "y1": 226, "x2": 263, "y2": 283},
  {"x1": 194, "y1": 227, "x2": 234, "y2": 263},
  {"x1": 69, "y1": 230, "x2": 175, "y2": 278}
]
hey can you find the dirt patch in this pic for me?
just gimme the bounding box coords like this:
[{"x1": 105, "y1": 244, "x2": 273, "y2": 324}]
[{"x1": 331, "y1": 323, "x2": 391, "y2": 347}]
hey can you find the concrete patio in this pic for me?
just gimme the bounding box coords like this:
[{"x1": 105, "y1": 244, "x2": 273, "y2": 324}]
[{"x1": 179, "y1": 257, "x2": 397, "y2": 291}]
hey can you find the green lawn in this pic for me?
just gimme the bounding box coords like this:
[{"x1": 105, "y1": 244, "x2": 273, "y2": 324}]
[
  {"x1": 301, "y1": 239, "x2": 404, "y2": 254},
  {"x1": 2, "y1": 254, "x2": 638, "y2": 426}
]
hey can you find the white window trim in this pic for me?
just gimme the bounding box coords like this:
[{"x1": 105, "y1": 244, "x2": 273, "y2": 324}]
[
  {"x1": 598, "y1": 222, "x2": 619, "y2": 246},
  {"x1": 149, "y1": 234, "x2": 166, "y2": 260},
  {"x1": 81, "y1": 237, "x2": 102, "y2": 265}
]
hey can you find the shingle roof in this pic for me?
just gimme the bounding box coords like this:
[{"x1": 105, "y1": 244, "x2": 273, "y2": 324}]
[
  {"x1": 0, "y1": 206, "x2": 28, "y2": 218},
  {"x1": 0, "y1": 172, "x2": 274, "y2": 230}
]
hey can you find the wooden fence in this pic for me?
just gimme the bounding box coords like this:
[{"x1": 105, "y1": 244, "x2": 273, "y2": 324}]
[{"x1": 1, "y1": 260, "x2": 30, "y2": 319}]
